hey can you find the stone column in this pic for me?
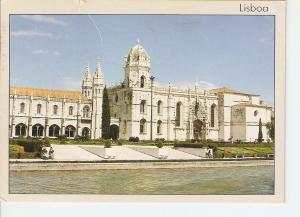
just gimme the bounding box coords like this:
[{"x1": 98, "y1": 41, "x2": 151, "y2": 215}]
[
  {"x1": 28, "y1": 125, "x2": 32, "y2": 137},
  {"x1": 167, "y1": 84, "x2": 171, "y2": 141},
  {"x1": 45, "y1": 118, "x2": 49, "y2": 137},
  {"x1": 11, "y1": 124, "x2": 15, "y2": 138},
  {"x1": 76, "y1": 100, "x2": 81, "y2": 136}
]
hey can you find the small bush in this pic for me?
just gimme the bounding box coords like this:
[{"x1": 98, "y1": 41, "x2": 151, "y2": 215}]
[
  {"x1": 9, "y1": 144, "x2": 19, "y2": 159},
  {"x1": 117, "y1": 140, "x2": 123, "y2": 146},
  {"x1": 156, "y1": 141, "x2": 163, "y2": 148},
  {"x1": 129, "y1": 137, "x2": 139, "y2": 142},
  {"x1": 104, "y1": 140, "x2": 112, "y2": 148}
]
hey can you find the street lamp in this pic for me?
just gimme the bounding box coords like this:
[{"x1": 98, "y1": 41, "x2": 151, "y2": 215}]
[{"x1": 150, "y1": 76, "x2": 155, "y2": 141}]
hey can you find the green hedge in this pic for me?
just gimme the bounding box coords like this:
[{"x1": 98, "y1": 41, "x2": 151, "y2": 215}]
[
  {"x1": 11, "y1": 138, "x2": 50, "y2": 152},
  {"x1": 174, "y1": 143, "x2": 204, "y2": 148}
]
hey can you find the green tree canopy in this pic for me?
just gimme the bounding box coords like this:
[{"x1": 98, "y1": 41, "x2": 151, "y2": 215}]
[
  {"x1": 101, "y1": 86, "x2": 111, "y2": 139},
  {"x1": 258, "y1": 118, "x2": 263, "y2": 143}
]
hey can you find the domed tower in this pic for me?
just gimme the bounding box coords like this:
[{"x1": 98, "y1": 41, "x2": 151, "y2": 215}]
[
  {"x1": 91, "y1": 61, "x2": 104, "y2": 139},
  {"x1": 82, "y1": 64, "x2": 93, "y2": 99},
  {"x1": 124, "y1": 39, "x2": 151, "y2": 88}
]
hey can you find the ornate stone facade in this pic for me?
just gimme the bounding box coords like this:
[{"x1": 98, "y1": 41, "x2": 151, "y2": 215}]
[{"x1": 9, "y1": 41, "x2": 272, "y2": 142}]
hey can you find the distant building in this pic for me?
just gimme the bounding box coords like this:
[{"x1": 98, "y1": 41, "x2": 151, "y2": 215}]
[{"x1": 9, "y1": 41, "x2": 272, "y2": 142}]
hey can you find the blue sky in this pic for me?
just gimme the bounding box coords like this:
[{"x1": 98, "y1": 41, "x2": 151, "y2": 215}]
[{"x1": 10, "y1": 15, "x2": 274, "y2": 106}]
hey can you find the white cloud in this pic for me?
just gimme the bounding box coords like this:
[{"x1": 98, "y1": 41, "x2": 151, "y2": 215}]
[
  {"x1": 20, "y1": 15, "x2": 67, "y2": 26},
  {"x1": 11, "y1": 30, "x2": 53, "y2": 38},
  {"x1": 32, "y1": 49, "x2": 63, "y2": 57},
  {"x1": 52, "y1": 51, "x2": 62, "y2": 56},
  {"x1": 157, "y1": 80, "x2": 218, "y2": 90},
  {"x1": 32, "y1": 49, "x2": 48, "y2": 55}
]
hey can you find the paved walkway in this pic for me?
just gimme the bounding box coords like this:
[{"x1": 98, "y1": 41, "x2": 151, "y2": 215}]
[
  {"x1": 17, "y1": 144, "x2": 204, "y2": 161},
  {"x1": 81, "y1": 145, "x2": 157, "y2": 160},
  {"x1": 52, "y1": 145, "x2": 102, "y2": 161}
]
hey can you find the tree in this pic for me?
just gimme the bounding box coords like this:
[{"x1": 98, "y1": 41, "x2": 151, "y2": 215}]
[
  {"x1": 101, "y1": 86, "x2": 111, "y2": 139},
  {"x1": 266, "y1": 121, "x2": 275, "y2": 142},
  {"x1": 258, "y1": 118, "x2": 263, "y2": 143}
]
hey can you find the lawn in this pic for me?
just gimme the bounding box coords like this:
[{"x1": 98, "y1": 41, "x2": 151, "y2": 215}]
[{"x1": 214, "y1": 146, "x2": 274, "y2": 158}]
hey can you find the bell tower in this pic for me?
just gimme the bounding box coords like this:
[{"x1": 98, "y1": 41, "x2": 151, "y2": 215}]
[
  {"x1": 82, "y1": 64, "x2": 93, "y2": 99},
  {"x1": 124, "y1": 39, "x2": 151, "y2": 88},
  {"x1": 91, "y1": 61, "x2": 104, "y2": 139}
]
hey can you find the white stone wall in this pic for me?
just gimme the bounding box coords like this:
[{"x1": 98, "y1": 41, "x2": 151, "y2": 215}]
[
  {"x1": 10, "y1": 94, "x2": 94, "y2": 138},
  {"x1": 229, "y1": 104, "x2": 272, "y2": 142},
  {"x1": 108, "y1": 84, "x2": 219, "y2": 141},
  {"x1": 217, "y1": 93, "x2": 272, "y2": 142},
  {"x1": 245, "y1": 106, "x2": 272, "y2": 142},
  {"x1": 231, "y1": 106, "x2": 246, "y2": 141}
]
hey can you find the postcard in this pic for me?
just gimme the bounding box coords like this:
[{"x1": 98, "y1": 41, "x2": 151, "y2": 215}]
[{"x1": 0, "y1": 0, "x2": 285, "y2": 202}]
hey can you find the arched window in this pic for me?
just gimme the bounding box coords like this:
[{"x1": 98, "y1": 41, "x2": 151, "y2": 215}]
[
  {"x1": 254, "y1": 110, "x2": 259, "y2": 117},
  {"x1": 49, "y1": 124, "x2": 60, "y2": 137},
  {"x1": 211, "y1": 104, "x2": 216, "y2": 127},
  {"x1": 82, "y1": 127, "x2": 90, "y2": 138},
  {"x1": 195, "y1": 101, "x2": 199, "y2": 116},
  {"x1": 15, "y1": 123, "x2": 26, "y2": 136},
  {"x1": 140, "y1": 100, "x2": 146, "y2": 113},
  {"x1": 65, "y1": 125, "x2": 76, "y2": 138},
  {"x1": 157, "y1": 120, "x2": 162, "y2": 134},
  {"x1": 140, "y1": 119, "x2": 146, "y2": 134},
  {"x1": 157, "y1": 100, "x2": 162, "y2": 114},
  {"x1": 83, "y1": 106, "x2": 90, "y2": 118},
  {"x1": 20, "y1": 103, "x2": 25, "y2": 113},
  {"x1": 32, "y1": 124, "x2": 44, "y2": 137},
  {"x1": 176, "y1": 102, "x2": 182, "y2": 127},
  {"x1": 53, "y1": 105, "x2": 58, "y2": 115},
  {"x1": 115, "y1": 94, "x2": 118, "y2": 103},
  {"x1": 37, "y1": 104, "x2": 42, "y2": 114},
  {"x1": 123, "y1": 120, "x2": 127, "y2": 134},
  {"x1": 140, "y1": 76, "x2": 145, "y2": 88},
  {"x1": 69, "y1": 106, "x2": 73, "y2": 115}
]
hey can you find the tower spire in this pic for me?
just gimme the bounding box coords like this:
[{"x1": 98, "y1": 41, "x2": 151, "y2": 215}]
[
  {"x1": 95, "y1": 59, "x2": 101, "y2": 76},
  {"x1": 83, "y1": 63, "x2": 92, "y2": 79}
]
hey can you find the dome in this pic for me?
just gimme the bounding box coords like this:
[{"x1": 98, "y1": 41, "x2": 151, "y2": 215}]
[{"x1": 126, "y1": 39, "x2": 150, "y2": 67}]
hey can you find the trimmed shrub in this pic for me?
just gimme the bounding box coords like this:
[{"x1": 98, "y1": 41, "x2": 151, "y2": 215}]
[
  {"x1": 174, "y1": 143, "x2": 203, "y2": 148},
  {"x1": 75, "y1": 135, "x2": 89, "y2": 142},
  {"x1": 117, "y1": 140, "x2": 123, "y2": 146},
  {"x1": 129, "y1": 137, "x2": 140, "y2": 142},
  {"x1": 156, "y1": 141, "x2": 163, "y2": 148},
  {"x1": 14, "y1": 139, "x2": 43, "y2": 152},
  {"x1": 104, "y1": 140, "x2": 111, "y2": 148}
]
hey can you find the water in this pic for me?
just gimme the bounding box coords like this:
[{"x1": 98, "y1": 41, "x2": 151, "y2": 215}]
[{"x1": 10, "y1": 166, "x2": 274, "y2": 194}]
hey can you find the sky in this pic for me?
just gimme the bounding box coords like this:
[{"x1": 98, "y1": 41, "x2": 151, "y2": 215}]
[{"x1": 10, "y1": 15, "x2": 274, "y2": 106}]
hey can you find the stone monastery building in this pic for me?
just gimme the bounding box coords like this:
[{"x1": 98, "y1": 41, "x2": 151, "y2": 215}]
[{"x1": 9, "y1": 41, "x2": 272, "y2": 142}]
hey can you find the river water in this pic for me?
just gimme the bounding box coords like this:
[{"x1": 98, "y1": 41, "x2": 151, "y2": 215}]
[{"x1": 10, "y1": 166, "x2": 274, "y2": 194}]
